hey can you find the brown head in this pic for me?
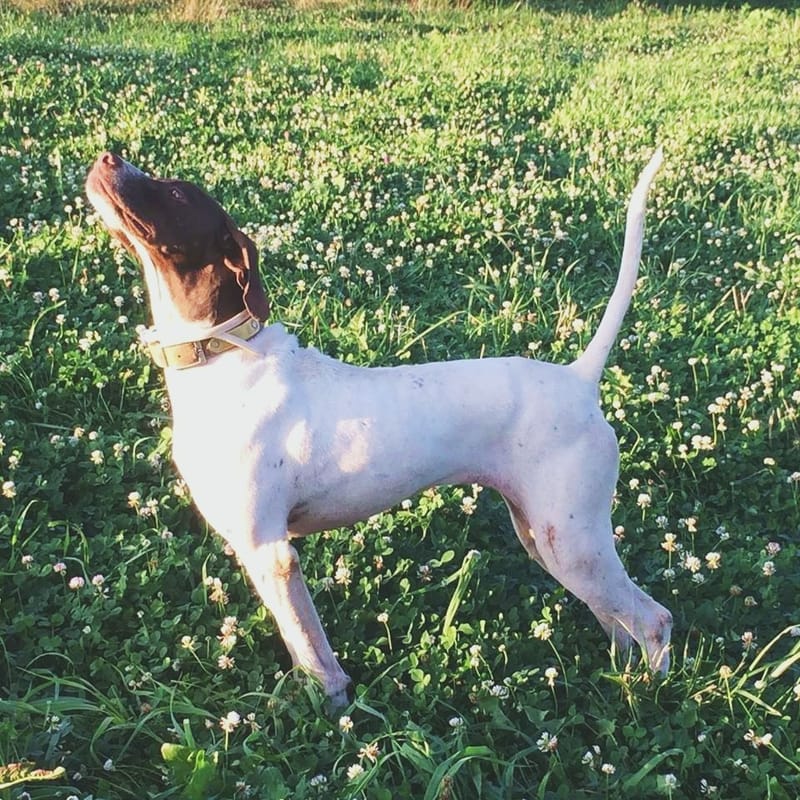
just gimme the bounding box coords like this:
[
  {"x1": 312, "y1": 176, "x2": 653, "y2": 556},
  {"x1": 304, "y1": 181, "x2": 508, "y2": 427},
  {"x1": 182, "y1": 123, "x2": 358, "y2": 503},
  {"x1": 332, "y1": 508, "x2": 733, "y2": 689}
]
[{"x1": 85, "y1": 152, "x2": 269, "y2": 328}]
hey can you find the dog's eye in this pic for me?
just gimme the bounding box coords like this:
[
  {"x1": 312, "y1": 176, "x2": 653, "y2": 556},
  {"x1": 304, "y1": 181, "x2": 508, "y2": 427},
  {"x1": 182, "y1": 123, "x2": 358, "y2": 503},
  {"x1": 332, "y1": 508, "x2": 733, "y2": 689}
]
[
  {"x1": 159, "y1": 244, "x2": 184, "y2": 255},
  {"x1": 170, "y1": 187, "x2": 184, "y2": 202}
]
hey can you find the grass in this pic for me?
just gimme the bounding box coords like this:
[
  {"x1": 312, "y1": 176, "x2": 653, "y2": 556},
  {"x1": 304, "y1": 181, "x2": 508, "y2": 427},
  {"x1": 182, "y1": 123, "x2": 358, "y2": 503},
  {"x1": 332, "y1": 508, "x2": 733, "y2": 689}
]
[{"x1": 1, "y1": 1, "x2": 800, "y2": 797}]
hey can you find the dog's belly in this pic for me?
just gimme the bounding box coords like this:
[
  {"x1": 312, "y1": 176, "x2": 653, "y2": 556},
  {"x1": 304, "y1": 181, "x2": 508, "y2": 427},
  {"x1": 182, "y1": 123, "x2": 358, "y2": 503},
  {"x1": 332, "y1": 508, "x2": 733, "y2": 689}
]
[
  {"x1": 277, "y1": 356, "x2": 587, "y2": 536},
  {"x1": 284, "y1": 464, "x2": 490, "y2": 536}
]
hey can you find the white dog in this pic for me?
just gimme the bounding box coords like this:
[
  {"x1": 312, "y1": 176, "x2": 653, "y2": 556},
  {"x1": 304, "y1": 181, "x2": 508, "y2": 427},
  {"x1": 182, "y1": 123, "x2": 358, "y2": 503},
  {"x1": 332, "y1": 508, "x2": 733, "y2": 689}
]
[{"x1": 86, "y1": 149, "x2": 671, "y2": 708}]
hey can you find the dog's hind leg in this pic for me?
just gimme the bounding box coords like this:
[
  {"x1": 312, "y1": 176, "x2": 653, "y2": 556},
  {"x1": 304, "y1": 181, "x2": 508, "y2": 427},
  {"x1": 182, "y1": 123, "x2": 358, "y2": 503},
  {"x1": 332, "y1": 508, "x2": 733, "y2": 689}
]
[{"x1": 510, "y1": 422, "x2": 672, "y2": 672}]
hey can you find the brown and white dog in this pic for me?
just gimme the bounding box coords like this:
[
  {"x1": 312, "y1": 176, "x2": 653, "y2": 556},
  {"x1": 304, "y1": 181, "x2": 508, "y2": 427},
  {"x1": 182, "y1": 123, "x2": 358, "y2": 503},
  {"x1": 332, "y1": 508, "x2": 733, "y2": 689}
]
[{"x1": 86, "y1": 150, "x2": 671, "y2": 708}]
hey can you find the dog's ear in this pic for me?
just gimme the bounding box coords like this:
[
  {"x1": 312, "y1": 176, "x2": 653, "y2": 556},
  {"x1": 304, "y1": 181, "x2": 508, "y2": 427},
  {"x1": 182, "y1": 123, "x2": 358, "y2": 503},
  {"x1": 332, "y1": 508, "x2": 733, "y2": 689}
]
[{"x1": 223, "y1": 218, "x2": 270, "y2": 321}]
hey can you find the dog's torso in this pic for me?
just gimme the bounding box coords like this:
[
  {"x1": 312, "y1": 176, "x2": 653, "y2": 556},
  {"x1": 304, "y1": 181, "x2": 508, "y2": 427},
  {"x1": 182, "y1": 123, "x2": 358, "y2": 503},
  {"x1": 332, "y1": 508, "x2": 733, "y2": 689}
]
[{"x1": 167, "y1": 322, "x2": 607, "y2": 548}]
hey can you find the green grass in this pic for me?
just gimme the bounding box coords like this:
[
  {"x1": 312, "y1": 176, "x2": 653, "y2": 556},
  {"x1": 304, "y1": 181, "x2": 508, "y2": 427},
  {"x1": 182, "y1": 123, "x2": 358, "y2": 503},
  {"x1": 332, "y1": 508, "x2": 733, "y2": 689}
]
[{"x1": 1, "y1": 1, "x2": 800, "y2": 798}]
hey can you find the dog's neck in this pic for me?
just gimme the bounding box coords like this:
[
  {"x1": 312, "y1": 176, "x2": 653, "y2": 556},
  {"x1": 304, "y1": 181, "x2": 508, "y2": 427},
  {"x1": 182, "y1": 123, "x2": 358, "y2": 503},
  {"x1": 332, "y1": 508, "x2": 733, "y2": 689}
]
[{"x1": 132, "y1": 239, "x2": 245, "y2": 340}]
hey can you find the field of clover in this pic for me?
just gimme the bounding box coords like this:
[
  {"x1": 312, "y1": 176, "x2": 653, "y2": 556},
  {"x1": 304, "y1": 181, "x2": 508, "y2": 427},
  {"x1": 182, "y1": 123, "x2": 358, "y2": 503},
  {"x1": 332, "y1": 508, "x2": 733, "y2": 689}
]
[{"x1": 1, "y1": 1, "x2": 799, "y2": 798}]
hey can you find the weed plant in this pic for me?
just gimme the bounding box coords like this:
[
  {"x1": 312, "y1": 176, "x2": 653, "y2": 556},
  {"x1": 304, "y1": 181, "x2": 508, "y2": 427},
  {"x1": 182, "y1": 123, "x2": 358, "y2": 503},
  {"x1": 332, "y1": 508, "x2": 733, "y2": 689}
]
[{"x1": 1, "y1": 2, "x2": 799, "y2": 798}]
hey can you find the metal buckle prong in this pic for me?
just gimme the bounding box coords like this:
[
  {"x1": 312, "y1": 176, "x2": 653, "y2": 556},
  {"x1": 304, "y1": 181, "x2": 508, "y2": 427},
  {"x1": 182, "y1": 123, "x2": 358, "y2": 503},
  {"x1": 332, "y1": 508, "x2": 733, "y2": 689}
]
[{"x1": 192, "y1": 340, "x2": 207, "y2": 365}]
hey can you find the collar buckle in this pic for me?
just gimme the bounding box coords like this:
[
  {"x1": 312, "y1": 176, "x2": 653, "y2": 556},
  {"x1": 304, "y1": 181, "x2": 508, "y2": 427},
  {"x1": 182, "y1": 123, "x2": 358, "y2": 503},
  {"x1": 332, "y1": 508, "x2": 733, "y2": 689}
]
[{"x1": 191, "y1": 340, "x2": 207, "y2": 366}]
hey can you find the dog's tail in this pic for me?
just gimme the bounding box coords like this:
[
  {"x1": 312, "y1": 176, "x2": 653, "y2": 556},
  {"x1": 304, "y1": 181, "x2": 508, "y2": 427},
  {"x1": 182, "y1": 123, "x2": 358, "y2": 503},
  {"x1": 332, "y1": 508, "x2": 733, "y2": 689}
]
[{"x1": 571, "y1": 148, "x2": 663, "y2": 384}]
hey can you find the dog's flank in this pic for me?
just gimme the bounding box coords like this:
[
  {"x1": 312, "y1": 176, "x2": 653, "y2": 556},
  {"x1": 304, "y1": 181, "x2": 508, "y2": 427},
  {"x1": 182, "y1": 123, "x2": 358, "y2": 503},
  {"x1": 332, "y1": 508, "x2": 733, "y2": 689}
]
[{"x1": 87, "y1": 150, "x2": 671, "y2": 709}]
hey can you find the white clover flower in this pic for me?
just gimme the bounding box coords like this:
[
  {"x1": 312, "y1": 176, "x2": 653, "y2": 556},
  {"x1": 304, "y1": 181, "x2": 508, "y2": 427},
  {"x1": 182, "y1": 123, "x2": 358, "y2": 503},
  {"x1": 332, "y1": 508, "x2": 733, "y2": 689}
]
[
  {"x1": 53, "y1": 562, "x2": 66, "y2": 574},
  {"x1": 217, "y1": 654, "x2": 235, "y2": 670},
  {"x1": 338, "y1": 715, "x2": 354, "y2": 733},
  {"x1": 601, "y1": 763, "x2": 616, "y2": 775},
  {"x1": 705, "y1": 552, "x2": 721, "y2": 570},
  {"x1": 69, "y1": 576, "x2": 85, "y2": 590},
  {"x1": 219, "y1": 711, "x2": 241, "y2": 733},
  {"x1": 220, "y1": 616, "x2": 238, "y2": 636},
  {"x1": 691, "y1": 435, "x2": 714, "y2": 451},
  {"x1": 545, "y1": 667, "x2": 558, "y2": 687},
  {"x1": 208, "y1": 578, "x2": 229, "y2": 605},
  {"x1": 636, "y1": 493, "x2": 651, "y2": 508},
  {"x1": 2, "y1": 480, "x2": 16, "y2": 499},
  {"x1": 762, "y1": 561, "x2": 776, "y2": 577},
  {"x1": 346, "y1": 763, "x2": 364, "y2": 780},
  {"x1": 683, "y1": 554, "x2": 702, "y2": 573},
  {"x1": 536, "y1": 731, "x2": 558, "y2": 752},
  {"x1": 448, "y1": 716, "x2": 464, "y2": 728},
  {"x1": 533, "y1": 622, "x2": 553, "y2": 641},
  {"x1": 661, "y1": 533, "x2": 678, "y2": 553},
  {"x1": 218, "y1": 616, "x2": 239, "y2": 650},
  {"x1": 744, "y1": 729, "x2": 772, "y2": 748},
  {"x1": 358, "y1": 742, "x2": 380, "y2": 763},
  {"x1": 334, "y1": 564, "x2": 351, "y2": 586}
]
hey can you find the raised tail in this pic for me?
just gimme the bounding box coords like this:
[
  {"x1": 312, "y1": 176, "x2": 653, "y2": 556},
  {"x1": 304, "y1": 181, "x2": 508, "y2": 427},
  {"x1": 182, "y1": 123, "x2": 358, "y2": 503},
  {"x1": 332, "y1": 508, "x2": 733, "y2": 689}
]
[{"x1": 571, "y1": 148, "x2": 663, "y2": 383}]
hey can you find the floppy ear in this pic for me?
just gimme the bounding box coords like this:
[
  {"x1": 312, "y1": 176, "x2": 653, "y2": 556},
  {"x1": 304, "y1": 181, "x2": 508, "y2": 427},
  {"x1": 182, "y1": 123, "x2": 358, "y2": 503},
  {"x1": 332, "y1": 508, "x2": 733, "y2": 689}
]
[{"x1": 222, "y1": 219, "x2": 270, "y2": 321}]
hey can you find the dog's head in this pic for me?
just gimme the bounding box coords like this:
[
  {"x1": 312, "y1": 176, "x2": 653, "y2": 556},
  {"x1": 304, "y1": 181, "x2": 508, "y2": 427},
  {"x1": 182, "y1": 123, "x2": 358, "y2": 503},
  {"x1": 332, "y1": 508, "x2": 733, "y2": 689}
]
[{"x1": 86, "y1": 152, "x2": 269, "y2": 325}]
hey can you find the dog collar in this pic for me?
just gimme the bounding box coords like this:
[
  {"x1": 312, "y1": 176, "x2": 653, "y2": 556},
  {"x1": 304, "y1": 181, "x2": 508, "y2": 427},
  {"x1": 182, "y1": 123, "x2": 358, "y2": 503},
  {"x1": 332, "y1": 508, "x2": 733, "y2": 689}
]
[{"x1": 141, "y1": 312, "x2": 263, "y2": 370}]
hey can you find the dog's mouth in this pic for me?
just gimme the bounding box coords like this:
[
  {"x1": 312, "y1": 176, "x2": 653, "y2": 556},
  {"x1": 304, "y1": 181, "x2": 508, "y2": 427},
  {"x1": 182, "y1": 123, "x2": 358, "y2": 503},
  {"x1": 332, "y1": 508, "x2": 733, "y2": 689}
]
[
  {"x1": 86, "y1": 163, "x2": 156, "y2": 244},
  {"x1": 117, "y1": 207, "x2": 152, "y2": 241}
]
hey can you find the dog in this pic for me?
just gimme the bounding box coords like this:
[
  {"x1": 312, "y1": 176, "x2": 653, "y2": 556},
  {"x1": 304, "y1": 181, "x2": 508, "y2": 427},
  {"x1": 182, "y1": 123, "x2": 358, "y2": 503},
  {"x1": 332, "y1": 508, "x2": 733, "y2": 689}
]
[{"x1": 86, "y1": 149, "x2": 671, "y2": 708}]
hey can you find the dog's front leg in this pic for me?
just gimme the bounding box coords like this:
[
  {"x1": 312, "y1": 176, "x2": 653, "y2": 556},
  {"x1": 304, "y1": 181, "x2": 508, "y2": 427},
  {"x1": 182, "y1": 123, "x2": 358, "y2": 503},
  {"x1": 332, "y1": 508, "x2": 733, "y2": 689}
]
[{"x1": 243, "y1": 539, "x2": 352, "y2": 709}]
